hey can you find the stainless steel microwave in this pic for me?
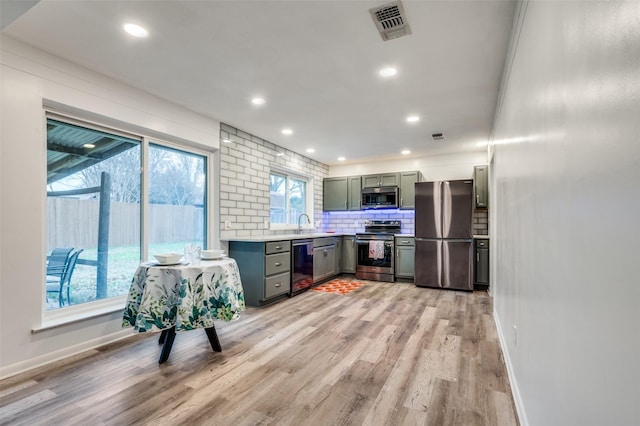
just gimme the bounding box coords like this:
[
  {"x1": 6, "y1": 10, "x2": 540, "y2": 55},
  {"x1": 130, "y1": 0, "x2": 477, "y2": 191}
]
[{"x1": 361, "y1": 186, "x2": 399, "y2": 209}]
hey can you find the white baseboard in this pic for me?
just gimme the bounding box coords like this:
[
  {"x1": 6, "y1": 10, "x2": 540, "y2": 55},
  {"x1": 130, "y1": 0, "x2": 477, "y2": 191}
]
[
  {"x1": 0, "y1": 329, "x2": 134, "y2": 380},
  {"x1": 493, "y1": 309, "x2": 529, "y2": 426}
]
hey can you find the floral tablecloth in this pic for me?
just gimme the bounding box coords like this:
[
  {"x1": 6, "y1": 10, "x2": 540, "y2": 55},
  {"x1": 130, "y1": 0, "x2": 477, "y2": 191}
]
[{"x1": 122, "y1": 258, "x2": 245, "y2": 332}]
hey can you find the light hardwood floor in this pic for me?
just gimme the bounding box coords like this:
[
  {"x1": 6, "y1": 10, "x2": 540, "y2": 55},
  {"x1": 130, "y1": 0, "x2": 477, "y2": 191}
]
[{"x1": 0, "y1": 280, "x2": 519, "y2": 426}]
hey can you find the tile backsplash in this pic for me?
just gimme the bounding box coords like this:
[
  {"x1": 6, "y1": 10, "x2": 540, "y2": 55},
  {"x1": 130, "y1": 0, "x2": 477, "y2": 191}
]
[
  {"x1": 473, "y1": 209, "x2": 489, "y2": 235},
  {"x1": 322, "y1": 210, "x2": 415, "y2": 234},
  {"x1": 323, "y1": 209, "x2": 489, "y2": 236}
]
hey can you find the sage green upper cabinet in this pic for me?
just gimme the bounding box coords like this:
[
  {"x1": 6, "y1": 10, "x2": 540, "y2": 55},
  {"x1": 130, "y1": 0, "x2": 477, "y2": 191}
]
[
  {"x1": 474, "y1": 165, "x2": 489, "y2": 209},
  {"x1": 323, "y1": 177, "x2": 348, "y2": 211},
  {"x1": 361, "y1": 173, "x2": 399, "y2": 189},
  {"x1": 348, "y1": 176, "x2": 361, "y2": 211},
  {"x1": 323, "y1": 176, "x2": 361, "y2": 211},
  {"x1": 399, "y1": 172, "x2": 420, "y2": 209},
  {"x1": 395, "y1": 237, "x2": 415, "y2": 279}
]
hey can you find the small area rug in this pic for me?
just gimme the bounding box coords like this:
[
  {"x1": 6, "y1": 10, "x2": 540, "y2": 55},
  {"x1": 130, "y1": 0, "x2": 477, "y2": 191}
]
[{"x1": 312, "y1": 278, "x2": 367, "y2": 295}]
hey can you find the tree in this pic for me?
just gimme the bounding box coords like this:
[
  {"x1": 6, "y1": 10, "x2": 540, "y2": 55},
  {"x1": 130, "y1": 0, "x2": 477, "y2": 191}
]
[
  {"x1": 59, "y1": 144, "x2": 141, "y2": 203},
  {"x1": 148, "y1": 146, "x2": 204, "y2": 206},
  {"x1": 53, "y1": 143, "x2": 205, "y2": 206}
]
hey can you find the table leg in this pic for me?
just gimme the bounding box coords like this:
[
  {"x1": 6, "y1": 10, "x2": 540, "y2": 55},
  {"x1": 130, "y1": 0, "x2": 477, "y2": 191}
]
[
  {"x1": 158, "y1": 329, "x2": 167, "y2": 344},
  {"x1": 158, "y1": 326, "x2": 176, "y2": 364},
  {"x1": 205, "y1": 326, "x2": 222, "y2": 352}
]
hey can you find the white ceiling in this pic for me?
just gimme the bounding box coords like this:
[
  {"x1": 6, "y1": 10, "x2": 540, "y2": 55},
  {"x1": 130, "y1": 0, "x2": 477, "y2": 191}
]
[{"x1": 1, "y1": 0, "x2": 515, "y2": 165}]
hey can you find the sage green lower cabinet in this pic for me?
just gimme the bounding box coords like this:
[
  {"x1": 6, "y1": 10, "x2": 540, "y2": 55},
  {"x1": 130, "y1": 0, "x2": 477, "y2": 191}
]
[
  {"x1": 335, "y1": 237, "x2": 342, "y2": 275},
  {"x1": 474, "y1": 238, "x2": 490, "y2": 288},
  {"x1": 229, "y1": 240, "x2": 291, "y2": 306},
  {"x1": 313, "y1": 237, "x2": 337, "y2": 283},
  {"x1": 341, "y1": 235, "x2": 356, "y2": 273},
  {"x1": 395, "y1": 237, "x2": 415, "y2": 279}
]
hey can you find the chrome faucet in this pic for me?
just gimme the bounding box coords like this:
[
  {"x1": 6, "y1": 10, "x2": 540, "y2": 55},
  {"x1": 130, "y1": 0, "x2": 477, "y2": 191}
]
[{"x1": 297, "y1": 213, "x2": 311, "y2": 234}]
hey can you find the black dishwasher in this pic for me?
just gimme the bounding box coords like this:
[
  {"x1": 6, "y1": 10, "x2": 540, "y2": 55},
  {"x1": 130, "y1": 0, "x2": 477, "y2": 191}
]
[{"x1": 291, "y1": 240, "x2": 314, "y2": 295}]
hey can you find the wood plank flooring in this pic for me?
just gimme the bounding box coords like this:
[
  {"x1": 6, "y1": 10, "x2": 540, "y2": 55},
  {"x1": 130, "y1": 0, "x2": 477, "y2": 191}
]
[{"x1": 0, "y1": 280, "x2": 519, "y2": 426}]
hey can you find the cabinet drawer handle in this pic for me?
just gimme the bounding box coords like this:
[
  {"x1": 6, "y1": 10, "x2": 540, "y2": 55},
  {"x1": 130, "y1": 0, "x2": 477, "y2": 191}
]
[
  {"x1": 400, "y1": 198, "x2": 403, "y2": 207},
  {"x1": 401, "y1": 240, "x2": 410, "y2": 244},
  {"x1": 275, "y1": 282, "x2": 282, "y2": 287},
  {"x1": 345, "y1": 200, "x2": 348, "y2": 208},
  {"x1": 275, "y1": 246, "x2": 282, "y2": 250},
  {"x1": 275, "y1": 262, "x2": 281, "y2": 266}
]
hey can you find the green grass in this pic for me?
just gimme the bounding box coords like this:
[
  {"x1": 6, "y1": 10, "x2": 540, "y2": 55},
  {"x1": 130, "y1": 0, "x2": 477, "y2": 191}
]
[{"x1": 47, "y1": 242, "x2": 197, "y2": 310}]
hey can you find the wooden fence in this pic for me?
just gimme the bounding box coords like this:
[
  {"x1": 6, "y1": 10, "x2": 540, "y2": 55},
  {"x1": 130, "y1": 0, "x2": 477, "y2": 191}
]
[{"x1": 47, "y1": 198, "x2": 204, "y2": 249}]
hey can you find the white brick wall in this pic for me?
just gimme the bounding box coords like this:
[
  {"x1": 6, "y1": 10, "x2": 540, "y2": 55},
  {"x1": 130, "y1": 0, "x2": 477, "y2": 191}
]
[{"x1": 219, "y1": 123, "x2": 329, "y2": 238}]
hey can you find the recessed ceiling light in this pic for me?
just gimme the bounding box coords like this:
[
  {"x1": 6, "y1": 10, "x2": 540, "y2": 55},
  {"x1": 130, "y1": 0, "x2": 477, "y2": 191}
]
[
  {"x1": 83, "y1": 143, "x2": 96, "y2": 149},
  {"x1": 251, "y1": 97, "x2": 265, "y2": 105},
  {"x1": 379, "y1": 67, "x2": 397, "y2": 77},
  {"x1": 401, "y1": 150, "x2": 411, "y2": 155},
  {"x1": 282, "y1": 128, "x2": 293, "y2": 135},
  {"x1": 337, "y1": 156, "x2": 346, "y2": 161},
  {"x1": 406, "y1": 115, "x2": 420, "y2": 123},
  {"x1": 306, "y1": 148, "x2": 315, "y2": 153},
  {"x1": 123, "y1": 23, "x2": 148, "y2": 38}
]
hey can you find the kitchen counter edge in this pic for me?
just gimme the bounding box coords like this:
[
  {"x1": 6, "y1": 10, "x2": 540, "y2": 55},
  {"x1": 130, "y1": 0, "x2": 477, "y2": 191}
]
[{"x1": 222, "y1": 233, "x2": 353, "y2": 242}]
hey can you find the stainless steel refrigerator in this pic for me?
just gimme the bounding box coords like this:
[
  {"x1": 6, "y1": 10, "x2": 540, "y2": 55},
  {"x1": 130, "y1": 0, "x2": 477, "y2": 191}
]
[{"x1": 414, "y1": 180, "x2": 474, "y2": 291}]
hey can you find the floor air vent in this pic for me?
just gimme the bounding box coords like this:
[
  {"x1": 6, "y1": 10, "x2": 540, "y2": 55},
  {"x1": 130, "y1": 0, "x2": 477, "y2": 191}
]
[{"x1": 369, "y1": 1, "x2": 412, "y2": 41}]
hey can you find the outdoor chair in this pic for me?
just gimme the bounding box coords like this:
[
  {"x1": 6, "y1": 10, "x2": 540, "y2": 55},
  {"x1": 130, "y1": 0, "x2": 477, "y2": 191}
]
[
  {"x1": 46, "y1": 247, "x2": 73, "y2": 280},
  {"x1": 46, "y1": 249, "x2": 83, "y2": 307}
]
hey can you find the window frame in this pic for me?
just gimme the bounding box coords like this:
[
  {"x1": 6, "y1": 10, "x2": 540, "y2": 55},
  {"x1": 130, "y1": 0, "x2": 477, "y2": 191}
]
[
  {"x1": 269, "y1": 168, "x2": 314, "y2": 231},
  {"x1": 42, "y1": 110, "x2": 214, "y2": 324}
]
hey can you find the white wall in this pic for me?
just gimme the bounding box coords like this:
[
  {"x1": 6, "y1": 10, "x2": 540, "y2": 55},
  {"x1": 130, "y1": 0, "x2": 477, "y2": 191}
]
[
  {"x1": 490, "y1": 2, "x2": 640, "y2": 425},
  {"x1": 0, "y1": 36, "x2": 220, "y2": 378},
  {"x1": 329, "y1": 151, "x2": 487, "y2": 181}
]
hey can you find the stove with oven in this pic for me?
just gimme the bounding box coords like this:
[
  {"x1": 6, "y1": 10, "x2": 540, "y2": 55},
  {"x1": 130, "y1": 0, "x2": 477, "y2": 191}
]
[{"x1": 355, "y1": 220, "x2": 401, "y2": 282}]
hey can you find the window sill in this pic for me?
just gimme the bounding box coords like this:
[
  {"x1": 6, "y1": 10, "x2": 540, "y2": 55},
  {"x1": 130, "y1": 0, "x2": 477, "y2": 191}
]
[{"x1": 34, "y1": 296, "x2": 127, "y2": 333}]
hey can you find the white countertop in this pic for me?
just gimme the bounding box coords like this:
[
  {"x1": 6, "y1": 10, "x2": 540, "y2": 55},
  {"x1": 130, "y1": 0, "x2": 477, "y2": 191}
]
[
  {"x1": 473, "y1": 235, "x2": 490, "y2": 239},
  {"x1": 222, "y1": 233, "x2": 429, "y2": 242},
  {"x1": 222, "y1": 233, "x2": 346, "y2": 242}
]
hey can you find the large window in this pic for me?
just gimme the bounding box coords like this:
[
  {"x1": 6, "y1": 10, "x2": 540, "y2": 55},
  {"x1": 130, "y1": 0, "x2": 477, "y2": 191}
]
[
  {"x1": 45, "y1": 116, "x2": 208, "y2": 311},
  {"x1": 147, "y1": 143, "x2": 207, "y2": 260},
  {"x1": 269, "y1": 171, "x2": 308, "y2": 225}
]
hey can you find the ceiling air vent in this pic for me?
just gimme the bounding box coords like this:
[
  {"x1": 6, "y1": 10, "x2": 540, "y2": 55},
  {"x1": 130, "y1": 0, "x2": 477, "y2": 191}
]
[
  {"x1": 369, "y1": 1, "x2": 412, "y2": 41},
  {"x1": 432, "y1": 133, "x2": 445, "y2": 141}
]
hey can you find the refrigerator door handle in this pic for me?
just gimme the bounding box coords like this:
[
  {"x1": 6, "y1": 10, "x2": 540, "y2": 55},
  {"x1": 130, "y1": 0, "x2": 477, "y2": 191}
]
[
  {"x1": 442, "y1": 181, "x2": 452, "y2": 237},
  {"x1": 435, "y1": 182, "x2": 443, "y2": 238},
  {"x1": 439, "y1": 241, "x2": 444, "y2": 286}
]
